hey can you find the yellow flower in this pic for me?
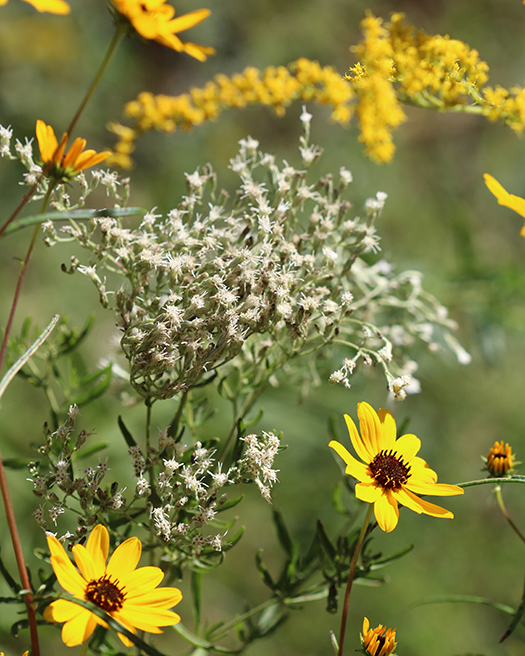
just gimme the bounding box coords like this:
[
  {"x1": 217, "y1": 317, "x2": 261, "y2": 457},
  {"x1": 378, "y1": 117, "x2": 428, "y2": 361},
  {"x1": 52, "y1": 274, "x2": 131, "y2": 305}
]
[
  {"x1": 484, "y1": 173, "x2": 525, "y2": 237},
  {"x1": 361, "y1": 617, "x2": 397, "y2": 656},
  {"x1": 110, "y1": 0, "x2": 215, "y2": 61},
  {"x1": 0, "y1": 0, "x2": 70, "y2": 13},
  {"x1": 36, "y1": 120, "x2": 111, "y2": 182},
  {"x1": 44, "y1": 524, "x2": 182, "y2": 647},
  {"x1": 329, "y1": 402, "x2": 463, "y2": 533},
  {"x1": 486, "y1": 440, "x2": 515, "y2": 476}
]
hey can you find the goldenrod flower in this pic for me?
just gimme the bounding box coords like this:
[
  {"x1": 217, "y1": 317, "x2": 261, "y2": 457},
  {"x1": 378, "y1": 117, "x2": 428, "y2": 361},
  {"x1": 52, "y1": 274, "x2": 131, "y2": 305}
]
[
  {"x1": 0, "y1": 0, "x2": 70, "y2": 13},
  {"x1": 44, "y1": 524, "x2": 182, "y2": 647},
  {"x1": 486, "y1": 440, "x2": 515, "y2": 476},
  {"x1": 329, "y1": 402, "x2": 463, "y2": 533},
  {"x1": 361, "y1": 617, "x2": 397, "y2": 656},
  {"x1": 36, "y1": 120, "x2": 111, "y2": 182},
  {"x1": 484, "y1": 173, "x2": 525, "y2": 237},
  {"x1": 110, "y1": 0, "x2": 215, "y2": 61}
]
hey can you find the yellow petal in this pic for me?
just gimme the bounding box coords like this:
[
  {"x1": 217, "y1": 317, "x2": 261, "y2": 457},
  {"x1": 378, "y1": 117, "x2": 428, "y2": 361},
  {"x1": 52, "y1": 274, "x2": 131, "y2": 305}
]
[
  {"x1": 125, "y1": 586, "x2": 182, "y2": 608},
  {"x1": 74, "y1": 149, "x2": 111, "y2": 171},
  {"x1": 72, "y1": 543, "x2": 99, "y2": 582},
  {"x1": 47, "y1": 535, "x2": 86, "y2": 596},
  {"x1": 357, "y1": 402, "x2": 382, "y2": 455},
  {"x1": 328, "y1": 440, "x2": 369, "y2": 482},
  {"x1": 118, "y1": 605, "x2": 181, "y2": 628},
  {"x1": 392, "y1": 433, "x2": 420, "y2": 462},
  {"x1": 119, "y1": 566, "x2": 164, "y2": 598},
  {"x1": 373, "y1": 490, "x2": 399, "y2": 533},
  {"x1": 0, "y1": 0, "x2": 9, "y2": 6},
  {"x1": 410, "y1": 456, "x2": 437, "y2": 483},
  {"x1": 85, "y1": 524, "x2": 109, "y2": 575},
  {"x1": 377, "y1": 408, "x2": 396, "y2": 449},
  {"x1": 106, "y1": 537, "x2": 141, "y2": 580},
  {"x1": 62, "y1": 137, "x2": 87, "y2": 169},
  {"x1": 396, "y1": 487, "x2": 453, "y2": 519},
  {"x1": 405, "y1": 480, "x2": 464, "y2": 497},
  {"x1": 344, "y1": 413, "x2": 373, "y2": 462},
  {"x1": 484, "y1": 173, "x2": 525, "y2": 219},
  {"x1": 60, "y1": 610, "x2": 97, "y2": 647},
  {"x1": 22, "y1": 0, "x2": 70, "y2": 14},
  {"x1": 181, "y1": 41, "x2": 216, "y2": 62},
  {"x1": 355, "y1": 482, "x2": 381, "y2": 504},
  {"x1": 167, "y1": 9, "x2": 211, "y2": 33},
  {"x1": 44, "y1": 599, "x2": 83, "y2": 623},
  {"x1": 36, "y1": 120, "x2": 58, "y2": 163}
]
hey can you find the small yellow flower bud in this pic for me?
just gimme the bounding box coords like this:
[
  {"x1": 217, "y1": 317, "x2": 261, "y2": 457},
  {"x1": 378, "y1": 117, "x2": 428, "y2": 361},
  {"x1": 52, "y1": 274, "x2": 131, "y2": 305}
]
[
  {"x1": 361, "y1": 617, "x2": 397, "y2": 656},
  {"x1": 486, "y1": 440, "x2": 515, "y2": 476}
]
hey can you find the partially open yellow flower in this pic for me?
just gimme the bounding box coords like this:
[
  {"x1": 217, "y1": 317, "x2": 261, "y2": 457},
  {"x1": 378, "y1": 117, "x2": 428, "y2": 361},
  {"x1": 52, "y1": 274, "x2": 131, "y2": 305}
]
[
  {"x1": 44, "y1": 524, "x2": 182, "y2": 647},
  {"x1": 0, "y1": 0, "x2": 70, "y2": 13},
  {"x1": 36, "y1": 120, "x2": 111, "y2": 182},
  {"x1": 486, "y1": 440, "x2": 515, "y2": 476},
  {"x1": 110, "y1": 0, "x2": 215, "y2": 61},
  {"x1": 484, "y1": 173, "x2": 525, "y2": 237},
  {"x1": 361, "y1": 617, "x2": 397, "y2": 656},
  {"x1": 329, "y1": 402, "x2": 463, "y2": 532}
]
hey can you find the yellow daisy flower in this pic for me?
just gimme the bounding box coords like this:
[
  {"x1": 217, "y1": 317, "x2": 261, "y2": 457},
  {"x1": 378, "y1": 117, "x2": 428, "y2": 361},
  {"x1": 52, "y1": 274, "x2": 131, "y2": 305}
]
[
  {"x1": 361, "y1": 617, "x2": 397, "y2": 656},
  {"x1": 486, "y1": 440, "x2": 515, "y2": 476},
  {"x1": 484, "y1": 173, "x2": 525, "y2": 237},
  {"x1": 36, "y1": 120, "x2": 111, "y2": 182},
  {"x1": 329, "y1": 402, "x2": 463, "y2": 533},
  {"x1": 44, "y1": 524, "x2": 183, "y2": 647},
  {"x1": 110, "y1": 0, "x2": 215, "y2": 61},
  {"x1": 0, "y1": 0, "x2": 70, "y2": 13}
]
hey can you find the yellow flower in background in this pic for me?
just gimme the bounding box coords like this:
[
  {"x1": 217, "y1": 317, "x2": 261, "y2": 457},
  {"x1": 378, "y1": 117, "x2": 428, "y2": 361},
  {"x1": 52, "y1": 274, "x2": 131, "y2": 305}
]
[
  {"x1": 361, "y1": 617, "x2": 397, "y2": 656},
  {"x1": 486, "y1": 440, "x2": 515, "y2": 476},
  {"x1": 329, "y1": 402, "x2": 463, "y2": 533},
  {"x1": 44, "y1": 524, "x2": 182, "y2": 647},
  {"x1": 110, "y1": 0, "x2": 215, "y2": 61},
  {"x1": 36, "y1": 120, "x2": 111, "y2": 182},
  {"x1": 484, "y1": 173, "x2": 525, "y2": 237},
  {"x1": 0, "y1": 0, "x2": 70, "y2": 13}
]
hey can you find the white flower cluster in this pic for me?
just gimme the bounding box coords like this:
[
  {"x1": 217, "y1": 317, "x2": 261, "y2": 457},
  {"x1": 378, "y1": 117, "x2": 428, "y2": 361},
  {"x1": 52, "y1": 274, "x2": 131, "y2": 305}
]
[{"x1": 238, "y1": 432, "x2": 280, "y2": 503}]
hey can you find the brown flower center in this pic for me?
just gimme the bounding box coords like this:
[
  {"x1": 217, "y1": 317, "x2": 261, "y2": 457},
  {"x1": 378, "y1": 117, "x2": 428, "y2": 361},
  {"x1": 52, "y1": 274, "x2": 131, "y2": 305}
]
[
  {"x1": 85, "y1": 574, "x2": 126, "y2": 613},
  {"x1": 369, "y1": 449, "x2": 411, "y2": 490}
]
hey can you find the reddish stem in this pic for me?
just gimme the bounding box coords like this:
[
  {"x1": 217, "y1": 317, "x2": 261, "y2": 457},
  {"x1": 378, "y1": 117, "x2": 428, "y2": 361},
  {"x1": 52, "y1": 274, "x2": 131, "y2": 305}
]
[
  {"x1": 0, "y1": 451, "x2": 40, "y2": 656},
  {"x1": 0, "y1": 177, "x2": 42, "y2": 241}
]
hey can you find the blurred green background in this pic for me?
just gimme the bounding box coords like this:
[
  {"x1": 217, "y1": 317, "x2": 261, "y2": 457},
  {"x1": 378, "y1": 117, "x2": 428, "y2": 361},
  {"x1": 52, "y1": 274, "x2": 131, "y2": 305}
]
[{"x1": 2, "y1": 1, "x2": 525, "y2": 655}]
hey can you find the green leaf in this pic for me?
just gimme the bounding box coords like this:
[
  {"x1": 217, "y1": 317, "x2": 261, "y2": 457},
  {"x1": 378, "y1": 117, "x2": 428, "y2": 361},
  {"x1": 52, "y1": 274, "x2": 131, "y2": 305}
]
[
  {"x1": 369, "y1": 543, "x2": 414, "y2": 570},
  {"x1": 55, "y1": 314, "x2": 94, "y2": 357},
  {"x1": 223, "y1": 526, "x2": 245, "y2": 551},
  {"x1": 244, "y1": 408, "x2": 264, "y2": 429},
  {"x1": 331, "y1": 481, "x2": 350, "y2": 516},
  {"x1": 2, "y1": 458, "x2": 32, "y2": 469},
  {"x1": 3, "y1": 207, "x2": 147, "y2": 237},
  {"x1": 192, "y1": 570, "x2": 202, "y2": 631},
  {"x1": 316, "y1": 520, "x2": 337, "y2": 563},
  {"x1": 73, "y1": 442, "x2": 108, "y2": 461},
  {"x1": 501, "y1": 575, "x2": 525, "y2": 642},
  {"x1": 412, "y1": 595, "x2": 515, "y2": 616},
  {"x1": 118, "y1": 415, "x2": 137, "y2": 449},
  {"x1": 217, "y1": 494, "x2": 244, "y2": 513},
  {"x1": 69, "y1": 365, "x2": 112, "y2": 406},
  {"x1": 255, "y1": 550, "x2": 276, "y2": 591},
  {"x1": 173, "y1": 623, "x2": 240, "y2": 653},
  {"x1": 272, "y1": 508, "x2": 294, "y2": 557},
  {"x1": 0, "y1": 550, "x2": 21, "y2": 593},
  {"x1": 328, "y1": 413, "x2": 341, "y2": 442}
]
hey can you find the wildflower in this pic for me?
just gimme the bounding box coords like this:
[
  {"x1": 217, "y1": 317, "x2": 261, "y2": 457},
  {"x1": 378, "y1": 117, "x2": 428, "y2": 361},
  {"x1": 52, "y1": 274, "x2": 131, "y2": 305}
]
[
  {"x1": 485, "y1": 440, "x2": 515, "y2": 477},
  {"x1": 36, "y1": 120, "x2": 110, "y2": 183},
  {"x1": 44, "y1": 524, "x2": 182, "y2": 647},
  {"x1": 361, "y1": 617, "x2": 397, "y2": 656},
  {"x1": 484, "y1": 173, "x2": 525, "y2": 236},
  {"x1": 110, "y1": 0, "x2": 215, "y2": 61},
  {"x1": 0, "y1": 0, "x2": 70, "y2": 13},
  {"x1": 329, "y1": 402, "x2": 463, "y2": 532}
]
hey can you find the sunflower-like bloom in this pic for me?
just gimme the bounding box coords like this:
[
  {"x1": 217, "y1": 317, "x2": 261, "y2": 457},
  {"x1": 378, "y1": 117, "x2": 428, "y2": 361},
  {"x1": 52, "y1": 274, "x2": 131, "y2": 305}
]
[
  {"x1": 44, "y1": 524, "x2": 182, "y2": 647},
  {"x1": 0, "y1": 0, "x2": 70, "y2": 12},
  {"x1": 329, "y1": 402, "x2": 463, "y2": 533},
  {"x1": 486, "y1": 440, "x2": 515, "y2": 476},
  {"x1": 36, "y1": 120, "x2": 111, "y2": 182},
  {"x1": 484, "y1": 173, "x2": 525, "y2": 237},
  {"x1": 110, "y1": 0, "x2": 215, "y2": 61},
  {"x1": 361, "y1": 617, "x2": 397, "y2": 656}
]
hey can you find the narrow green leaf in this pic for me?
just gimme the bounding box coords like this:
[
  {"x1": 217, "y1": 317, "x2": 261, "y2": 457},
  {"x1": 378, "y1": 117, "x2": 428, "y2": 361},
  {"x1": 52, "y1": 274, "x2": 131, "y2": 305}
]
[
  {"x1": 328, "y1": 413, "x2": 341, "y2": 442},
  {"x1": 0, "y1": 550, "x2": 21, "y2": 593},
  {"x1": 244, "y1": 408, "x2": 264, "y2": 429},
  {"x1": 2, "y1": 458, "x2": 32, "y2": 469},
  {"x1": 192, "y1": 571, "x2": 202, "y2": 631},
  {"x1": 331, "y1": 481, "x2": 349, "y2": 516},
  {"x1": 69, "y1": 365, "x2": 112, "y2": 406},
  {"x1": 0, "y1": 314, "x2": 59, "y2": 401},
  {"x1": 369, "y1": 543, "x2": 414, "y2": 570},
  {"x1": 223, "y1": 526, "x2": 245, "y2": 551},
  {"x1": 501, "y1": 575, "x2": 525, "y2": 642},
  {"x1": 3, "y1": 207, "x2": 146, "y2": 237},
  {"x1": 73, "y1": 442, "x2": 108, "y2": 461},
  {"x1": 56, "y1": 314, "x2": 94, "y2": 356},
  {"x1": 173, "y1": 623, "x2": 240, "y2": 653},
  {"x1": 316, "y1": 520, "x2": 337, "y2": 563},
  {"x1": 412, "y1": 595, "x2": 515, "y2": 616},
  {"x1": 217, "y1": 494, "x2": 244, "y2": 513},
  {"x1": 255, "y1": 550, "x2": 276, "y2": 591},
  {"x1": 118, "y1": 415, "x2": 137, "y2": 449},
  {"x1": 272, "y1": 508, "x2": 294, "y2": 557}
]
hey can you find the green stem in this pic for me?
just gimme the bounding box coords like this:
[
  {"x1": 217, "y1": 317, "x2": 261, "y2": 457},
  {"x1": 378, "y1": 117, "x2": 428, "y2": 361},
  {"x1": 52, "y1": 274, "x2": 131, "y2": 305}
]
[
  {"x1": 337, "y1": 504, "x2": 374, "y2": 656},
  {"x1": 66, "y1": 26, "x2": 125, "y2": 136},
  {"x1": 494, "y1": 485, "x2": 525, "y2": 545},
  {"x1": 457, "y1": 476, "x2": 525, "y2": 488},
  {"x1": 79, "y1": 638, "x2": 89, "y2": 656}
]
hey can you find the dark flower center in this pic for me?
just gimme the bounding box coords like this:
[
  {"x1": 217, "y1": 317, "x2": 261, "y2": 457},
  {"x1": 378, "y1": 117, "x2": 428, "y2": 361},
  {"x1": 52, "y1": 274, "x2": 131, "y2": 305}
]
[
  {"x1": 369, "y1": 449, "x2": 411, "y2": 490},
  {"x1": 85, "y1": 574, "x2": 126, "y2": 613}
]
